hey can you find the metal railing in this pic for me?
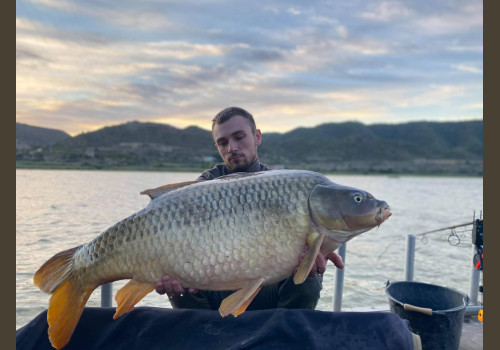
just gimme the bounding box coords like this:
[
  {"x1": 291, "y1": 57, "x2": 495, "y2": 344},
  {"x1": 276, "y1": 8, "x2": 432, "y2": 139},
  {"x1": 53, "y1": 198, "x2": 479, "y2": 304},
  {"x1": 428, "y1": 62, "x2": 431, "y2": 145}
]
[
  {"x1": 332, "y1": 243, "x2": 346, "y2": 311},
  {"x1": 101, "y1": 283, "x2": 112, "y2": 307}
]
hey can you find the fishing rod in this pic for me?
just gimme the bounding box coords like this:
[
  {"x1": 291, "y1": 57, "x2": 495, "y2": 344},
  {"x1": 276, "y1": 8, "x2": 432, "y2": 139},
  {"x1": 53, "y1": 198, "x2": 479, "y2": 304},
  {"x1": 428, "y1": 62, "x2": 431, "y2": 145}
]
[
  {"x1": 415, "y1": 212, "x2": 484, "y2": 322},
  {"x1": 416, "y1": 222, "x2": 474, "y2": 236},
  {"x1": 416, "y1": 222, "x2": 473, "y2": 246},
  {"x1": 415, "y1": 211, "x2": 482, "y2": 246}
]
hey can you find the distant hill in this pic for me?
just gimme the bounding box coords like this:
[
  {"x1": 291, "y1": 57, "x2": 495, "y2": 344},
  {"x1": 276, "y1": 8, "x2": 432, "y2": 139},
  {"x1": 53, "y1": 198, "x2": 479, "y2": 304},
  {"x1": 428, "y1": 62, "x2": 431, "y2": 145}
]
[
  {"x1": 16, "y1": 121, "x2": 220, "y2": 169},
  {"x1": 53, "y1": 121, "x2": 213, "y2": 150},
  {"x1": 16, "y1": 120, "x2": 483, "y2": 175},
  {"x1": 260, "y1": 120, "x2": 482, "y2": 175},
  {"x1": 16, "y1": 123, "x2": 71, "y2": 148},
  {"x1": 261, "y1": 120, "x2": 482, "y2": 162}
]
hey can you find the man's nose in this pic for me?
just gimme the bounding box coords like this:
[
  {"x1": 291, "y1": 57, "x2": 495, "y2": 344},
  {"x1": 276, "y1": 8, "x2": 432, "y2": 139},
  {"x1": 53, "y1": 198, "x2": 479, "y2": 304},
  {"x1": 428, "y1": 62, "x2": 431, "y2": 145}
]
[{"x1": 228, "y1": 139, "x2": 238, "y2": 152}]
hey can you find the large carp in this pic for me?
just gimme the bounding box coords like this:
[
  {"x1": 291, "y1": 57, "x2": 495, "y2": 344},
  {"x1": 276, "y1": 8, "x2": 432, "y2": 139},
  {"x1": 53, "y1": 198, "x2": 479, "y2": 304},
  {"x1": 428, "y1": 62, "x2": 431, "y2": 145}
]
[{"x1": 34, "y1": 170, "x2": 391, "y2": 349}]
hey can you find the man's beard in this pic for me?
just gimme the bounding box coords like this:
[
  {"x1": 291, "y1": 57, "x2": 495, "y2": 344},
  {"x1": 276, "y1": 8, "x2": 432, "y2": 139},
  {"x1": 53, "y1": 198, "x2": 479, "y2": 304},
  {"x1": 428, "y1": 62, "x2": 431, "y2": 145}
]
[
  {"x1": 227, "y1": 158, "x2": 249, "y2": 172},
  {"x1": 228, "y1": 160, "x2": 249, "y2": 172},
  {"x1": 231, "y1": 164, "x2": 249, "y2": 172}
]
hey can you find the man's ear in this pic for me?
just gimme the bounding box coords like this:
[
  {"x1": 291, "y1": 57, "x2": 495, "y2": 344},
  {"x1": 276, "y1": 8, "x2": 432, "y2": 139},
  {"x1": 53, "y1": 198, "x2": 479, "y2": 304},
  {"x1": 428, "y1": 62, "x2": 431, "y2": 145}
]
[{"x1": 255, "y1": 129, "x2": 262, "y2": 146}]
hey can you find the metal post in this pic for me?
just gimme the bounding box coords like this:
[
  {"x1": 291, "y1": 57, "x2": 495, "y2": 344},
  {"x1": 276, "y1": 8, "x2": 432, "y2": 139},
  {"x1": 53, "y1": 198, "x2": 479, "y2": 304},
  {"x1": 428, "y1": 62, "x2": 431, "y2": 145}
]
[
  {"x1": 333, "y1": 243, "x2": 347, "y2": 312},
  {"x1": 101, "y1": 283, "x2": 113, "y2": 307},
  {"x1": 404, "y1": 234, "x2": 416, "y2": 281},
  {"x1": 469, "y1": 245, "x2": 480, "y2": 305}
]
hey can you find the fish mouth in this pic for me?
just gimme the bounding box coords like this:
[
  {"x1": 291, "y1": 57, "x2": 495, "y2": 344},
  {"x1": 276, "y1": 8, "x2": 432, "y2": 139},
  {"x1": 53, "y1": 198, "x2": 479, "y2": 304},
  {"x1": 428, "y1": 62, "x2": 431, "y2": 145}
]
[{"x1": 375, "y1": 205, "x2": 392, "y2": 227}]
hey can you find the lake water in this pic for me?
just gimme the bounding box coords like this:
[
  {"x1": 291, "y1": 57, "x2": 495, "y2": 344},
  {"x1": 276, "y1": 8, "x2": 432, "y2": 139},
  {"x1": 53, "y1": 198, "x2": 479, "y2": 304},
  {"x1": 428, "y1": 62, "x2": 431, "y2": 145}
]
[{"x1": 16, "y1": 169, "x2": 483, "y2": 329}]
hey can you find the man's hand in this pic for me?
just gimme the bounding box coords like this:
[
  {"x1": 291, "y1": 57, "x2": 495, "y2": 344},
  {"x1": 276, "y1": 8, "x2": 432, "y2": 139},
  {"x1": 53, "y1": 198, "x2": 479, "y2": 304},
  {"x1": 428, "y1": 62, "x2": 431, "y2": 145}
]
[
  {"x1": 312, "y1": 251, "x2": 344, "y2": 277},
  {"x1": 155, "y1": 275, "x2": 198, "y2": 298},
  {"x1": 297, "y1": 249, "x2": 345, "y2": 278}
]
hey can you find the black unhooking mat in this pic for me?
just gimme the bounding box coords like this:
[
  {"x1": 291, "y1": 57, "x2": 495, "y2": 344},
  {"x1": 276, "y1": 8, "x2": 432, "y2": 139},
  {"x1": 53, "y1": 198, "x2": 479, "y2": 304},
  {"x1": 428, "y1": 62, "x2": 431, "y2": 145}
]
[{"x1": 16, "y1": 307, "x2": 420, "y2": 350}]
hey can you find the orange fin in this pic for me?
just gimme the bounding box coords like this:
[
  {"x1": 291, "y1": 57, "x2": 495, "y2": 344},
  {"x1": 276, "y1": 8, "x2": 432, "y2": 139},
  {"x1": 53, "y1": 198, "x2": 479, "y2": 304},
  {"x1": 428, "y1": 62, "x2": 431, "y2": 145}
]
[
  {"x1": 47, "y1": 278, "x2": 95, "y2": 349},
  {"x1": 219, "y1": 278, "x2": 265, "y2": 317},
  {"x1": 140, "y1": 180, "x2": 201, "y2": 199},
  {"x1": 34, "y1": 246, "x2": 80, "y2": 293},
  {"x1": 293, "y1": 232, "x2": 324, "y2": 285},
  {"x1": 114, "y1": 279, "x2": 155, "y2": 319},
  {"x1": 231, "y1": 286, "x2": 262, "y2": 317},
  {"x1": 34, "y1": 245, "x2": 97, "y2": 349}
]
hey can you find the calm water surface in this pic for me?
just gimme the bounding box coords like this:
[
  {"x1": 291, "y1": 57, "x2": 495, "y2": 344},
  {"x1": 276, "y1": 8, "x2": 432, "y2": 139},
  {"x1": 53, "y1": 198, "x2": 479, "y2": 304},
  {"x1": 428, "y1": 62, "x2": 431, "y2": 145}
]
[{"x1": 16, "y1": 169, "x2": 483, "y2": 329}]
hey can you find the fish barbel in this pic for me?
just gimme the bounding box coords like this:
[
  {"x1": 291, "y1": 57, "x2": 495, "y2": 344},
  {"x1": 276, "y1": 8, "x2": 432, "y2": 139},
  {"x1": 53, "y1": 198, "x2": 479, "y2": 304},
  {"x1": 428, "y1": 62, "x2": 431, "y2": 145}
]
[{"x1": 34, "y1": 170, "x2": 391, "y2": 349}]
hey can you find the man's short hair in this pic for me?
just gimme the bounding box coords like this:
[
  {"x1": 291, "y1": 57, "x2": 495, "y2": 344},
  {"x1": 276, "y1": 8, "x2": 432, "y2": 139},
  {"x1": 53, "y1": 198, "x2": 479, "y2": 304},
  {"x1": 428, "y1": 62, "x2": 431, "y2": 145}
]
[{"x1": 212, "y1": 107, "x2": 257, "y2": 133}]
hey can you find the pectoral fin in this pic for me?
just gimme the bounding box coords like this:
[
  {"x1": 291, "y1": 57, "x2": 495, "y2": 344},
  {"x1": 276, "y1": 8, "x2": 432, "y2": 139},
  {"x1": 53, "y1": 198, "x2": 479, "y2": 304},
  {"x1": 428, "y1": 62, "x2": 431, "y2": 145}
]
[
  {"x1": 113, "y1": 279, "x2": 155, "y2": 319},
  {"x1": 293, "y1": 232, "x2": 324, "y2": 285},
  {"x1": 219, "y1": 277, "x2": 265, "y2": 317}
]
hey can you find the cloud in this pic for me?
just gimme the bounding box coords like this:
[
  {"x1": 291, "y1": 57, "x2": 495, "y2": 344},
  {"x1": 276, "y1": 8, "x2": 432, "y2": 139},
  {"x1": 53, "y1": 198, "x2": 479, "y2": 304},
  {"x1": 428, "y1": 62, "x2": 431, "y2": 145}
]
[
  {"x1": 144, "y1": 41, "x2": 229, "y2": 59},
  {"x1": 446, "y1": 45, "x2": 483, "y2": 53},
  {"x1": 16, "y1": 1, "x2": 483, "y2": 135},
  {"x1": 414, "y1": 2, "x2": 483, "y2": 35},
  {"x1": 230, "y1": 45, "x2": 287, "y2": 62},
  {"x1": 287, "y1": 8, "x2": 301, "y2": 16},
  {"x1": 30, "y1": 0, "x2": 175, "y2": 31},
  {"x1": 16, "y1": 17, "x2": 42, "y2": 31},
  {"x1": 29, "y1": 0, "x2": 76, "y2": 11},
  {"x1": 257, "y1": 35, "x2": 391, "y2": 74},
  {"x1": 394, "y1": 84, "x2": 470, "y2": 109},
  {"x1": 451, "y1": 64, "x2": 483, "y2": 75},
  {"x1": 361, "y1": 1, "x2": 413, "y2": 22},
  {"x1": 16, "y1": 47, "x2": 45, "y2": 61},
  {"x1": 264, "y1": 6, "x2": 279, "y2": 15},
  {"x1": 463, "y1": 103, "x2": 483, "y2": 110}
]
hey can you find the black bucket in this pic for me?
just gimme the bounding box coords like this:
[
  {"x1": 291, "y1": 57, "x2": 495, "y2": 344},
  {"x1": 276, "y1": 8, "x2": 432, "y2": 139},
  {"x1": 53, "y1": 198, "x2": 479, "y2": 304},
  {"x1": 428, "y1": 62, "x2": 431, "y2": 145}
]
[{"x1": 386, "y1": 281, "x2": 468, "y2": 350}]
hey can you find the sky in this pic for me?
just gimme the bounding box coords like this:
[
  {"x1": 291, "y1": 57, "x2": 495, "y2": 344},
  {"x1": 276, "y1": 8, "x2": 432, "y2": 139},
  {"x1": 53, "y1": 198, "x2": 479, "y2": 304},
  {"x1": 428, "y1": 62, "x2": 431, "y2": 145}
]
[{"x1": 16, "y1": 0, "x2": 483, "y2": 136}]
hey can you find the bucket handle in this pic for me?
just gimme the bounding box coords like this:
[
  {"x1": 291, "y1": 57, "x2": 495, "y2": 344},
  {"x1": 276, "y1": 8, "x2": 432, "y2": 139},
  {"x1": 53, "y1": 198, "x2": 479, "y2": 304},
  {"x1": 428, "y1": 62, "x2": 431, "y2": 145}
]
[{"x1": 403, "y1": 304, "x2": 433, "y2": 316}]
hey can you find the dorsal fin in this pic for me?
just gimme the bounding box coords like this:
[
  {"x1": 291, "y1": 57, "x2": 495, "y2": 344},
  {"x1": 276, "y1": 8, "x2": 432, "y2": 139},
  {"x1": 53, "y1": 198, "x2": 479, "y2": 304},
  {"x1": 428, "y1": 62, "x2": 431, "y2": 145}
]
[
  {"x1": 141, "y1": 172, "x2": 263, "y2": 199},
  {"x1": 140, "y1": 180, "x2": 201, "y2": 199},
  {"x1": 216, "y1": 172, "x2": 263, "y2": 181}
]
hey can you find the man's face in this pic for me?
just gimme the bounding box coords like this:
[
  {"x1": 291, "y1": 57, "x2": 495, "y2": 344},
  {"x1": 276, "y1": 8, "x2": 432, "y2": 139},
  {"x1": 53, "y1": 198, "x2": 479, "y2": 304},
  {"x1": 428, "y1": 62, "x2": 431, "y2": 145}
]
[{"x1": 213, "y1": 115, "x2": 262, "y2": 172}]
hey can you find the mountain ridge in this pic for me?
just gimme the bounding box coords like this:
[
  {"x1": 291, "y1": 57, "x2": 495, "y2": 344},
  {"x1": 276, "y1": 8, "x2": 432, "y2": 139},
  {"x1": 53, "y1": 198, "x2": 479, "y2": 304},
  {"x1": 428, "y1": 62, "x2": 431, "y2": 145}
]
[
  {"x1": 16, "y1": 120, "x2": 483, "y2": 175},
  {"x1": 16, "y1": 122, "x2": 71, "y2": 149}
]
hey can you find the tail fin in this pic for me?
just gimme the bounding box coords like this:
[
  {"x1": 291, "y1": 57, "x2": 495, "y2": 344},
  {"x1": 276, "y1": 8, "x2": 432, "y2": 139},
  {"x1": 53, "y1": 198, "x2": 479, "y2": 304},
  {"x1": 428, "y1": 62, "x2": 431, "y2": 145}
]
[
  {"x1": 34, "y1": 246, "x2": 96, "y2": 349},
  {"x1": 34, "y1": 246, "x2": 79, "y2": 293},
  {"x1": 46, "y1": 278, "x2": 95, "y2": 349}
]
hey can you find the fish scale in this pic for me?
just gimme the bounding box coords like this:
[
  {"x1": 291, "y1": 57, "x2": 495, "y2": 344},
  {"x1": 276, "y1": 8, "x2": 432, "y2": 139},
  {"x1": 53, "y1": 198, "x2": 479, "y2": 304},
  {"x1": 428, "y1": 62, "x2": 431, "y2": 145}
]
[
  {"x1": 34, "y1": 169, "x2": 391, "y2": 349},
  {"x1": 77, "y1": 172, "x2": 306, "y2": 286}
]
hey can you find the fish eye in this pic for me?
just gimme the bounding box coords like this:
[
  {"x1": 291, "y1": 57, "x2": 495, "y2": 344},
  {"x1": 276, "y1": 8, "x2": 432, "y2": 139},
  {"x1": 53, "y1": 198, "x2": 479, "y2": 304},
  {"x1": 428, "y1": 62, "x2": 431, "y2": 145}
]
[{"x1": 353, "y1": 194, "x2": 363, "y2": 203}]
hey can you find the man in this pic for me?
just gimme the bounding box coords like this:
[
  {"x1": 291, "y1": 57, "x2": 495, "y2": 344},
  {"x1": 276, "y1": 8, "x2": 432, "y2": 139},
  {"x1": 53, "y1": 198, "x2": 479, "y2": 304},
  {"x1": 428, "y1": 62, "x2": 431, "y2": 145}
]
[{"x1": 155, "y1": 107, "x2": 344, "y2": 310}]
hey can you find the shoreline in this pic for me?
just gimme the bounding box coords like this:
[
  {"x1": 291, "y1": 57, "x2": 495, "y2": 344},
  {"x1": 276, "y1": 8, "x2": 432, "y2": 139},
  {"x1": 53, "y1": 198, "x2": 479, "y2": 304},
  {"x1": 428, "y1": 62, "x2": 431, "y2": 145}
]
[{"x1": 16, "y1": 162, "x2": 483, "y2": 178}]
